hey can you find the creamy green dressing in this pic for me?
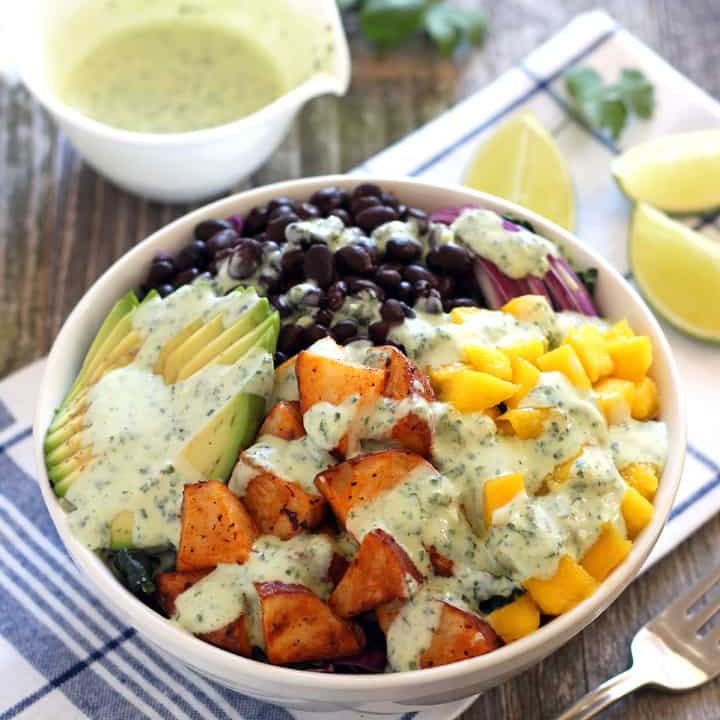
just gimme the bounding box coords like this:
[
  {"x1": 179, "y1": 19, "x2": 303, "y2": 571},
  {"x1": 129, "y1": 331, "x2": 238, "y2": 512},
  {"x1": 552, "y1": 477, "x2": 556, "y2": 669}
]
[
  {"x1": 173, "y1": 534, "x2": 335, "y2": 642},
  {"x1": 609, "y1": 420, "x2": 668, "y2": 469},
  {"x1": 56, "y1": 20, "x2": 286, "y2": 133},
  {"x1": 451, "y1": 209, "x2": 558, "y2": 278}
]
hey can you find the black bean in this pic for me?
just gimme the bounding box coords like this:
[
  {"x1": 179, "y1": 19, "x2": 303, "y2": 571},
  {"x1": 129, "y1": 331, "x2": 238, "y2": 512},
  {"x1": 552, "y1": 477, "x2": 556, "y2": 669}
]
[
  {"x1": 403, "y1": 264, "x2": 437, "y2": 286},
  {"x1": 413, "y1": 279, "x2": 433, "y2": 298},
  {"x1": 385, "y1": 236, "x2": 423, "y2": 264},
  {"x1": 348, "y1": 334, "x2": 369, "y2": 345},
  {"x1": 444, "y1": 297, "x2": 477, "y2": 312},
  {"x1": 315, "y1": 308, "x2": 334, "y2": 326},
  {"x1": 255, "y1": 231, "x2": 269, "y2": 244},
  {"x1": 380, "y1": 298, "x2": 406, "y2": 324},
  {"x1": 270, "y1": 295, "x2": 292, "y2": 318},
  {"x1": 301, "y1": 287, "x2": 326, "y2": 307},
  {"x1": 153, "y1": 251, "x2": 174, "y2": 263},
  {"x1": 227, "y1": 239, "x2": 261, "y2": 279},
  {"x1": 347, "y1": 278, "x2": 385, "y2": 300},
  {"x1": 174, "y1": 267, "x2": 200, "y2": 287},
  {"x1": 351, "y1": 182, "x2": 383, "y2": 199},
  {"x1": 395, "y1": 280, "x2": 415, "y2": 304},
  {"x1": 395, "y1": 203, "x2": 408, "y2": 219},
  {"x1": 426, "y1": 244, "x2": 471, "y2": 276},
  {"x1": 297, "y1": 202, "x2": 320, "y2": 220},
  {"x1": 194, "y1": 218, "x2": 233, "y2": 241},
  {"x1": 304, "y1": 244, "x2": 334, "y2": 288},
  {"x1": 374, "y1": 267, "x2": 402, "y2": 291},
  {"x1": 350, "y1": 196, "x2": 380, "y2": 216},
  {"x1": 206, "y1": 228, "x2": 239, "y2": 254},
  {"x1": 419, "y1": 289, "x2": 444, "y2": 314},
  {"x1": 331, "y1": 320, "x2": 358, "y2": 344},
  {"x1": 268, "y1": 196, "x2": 298, "y2": 212},
  {"x1": 278, "y1": 324, "x2": 304, "y2": 356},
  {"x1": 156, "y1": 283, "x2": 175, "y2": 297},
  {"x1": 310, "y1": 186, "x2": 345, "y2": 214},
  {"x1": 380, "y1": 191, "x2": 399, "y2": 208},
  {"x1": 329, "y1": 208, "x2": 351, "y2": 226},
  {"x1": 406, "y1": 207, "x2": 429, "y2": 234},
  {"x1": 435, "y1": 275, "x2": 455, "y2": 298},
  {"x1": 368, "y1": 321, "x2": 390, "y2": 344},
  {"x1": 269, "y1": 204, "x2": 295, "y2": 221},
  {"x1": 147, "y1": 258, "x2": 176, "y2": 285},
  {"x1": 326, "y1": 280, "x2": 347, "y2": 311},
  {"x1": 303, "y1": 323, "x2": 329, "y2": 346},
  {"x1": 244, "y1": 207, "x2": 269, "y2": 235},
  {"x1": 266, "y1": 212, "x2": 299, "y2": 243},
  {"x1": 177, "y1": 240, "x2": 210, "y2": 271},
  {"x1": 356, "y1": 205, "x2": 398, "y2": 232},
  {"x1": 274, "y1": 351, "x2": 288, "y2": 366},
  {"x1": 335, "y1": 244, "x2": 374, "y2": 275}
]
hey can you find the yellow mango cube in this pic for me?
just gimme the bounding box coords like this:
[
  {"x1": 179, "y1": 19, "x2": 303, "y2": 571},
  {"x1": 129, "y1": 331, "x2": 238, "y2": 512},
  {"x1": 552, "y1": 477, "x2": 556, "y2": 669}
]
[
  {"x1": 593, "y1": 378, "x2": 635, "y2": 425},
  {"x1": 483, "y1": 472, "x2": 525, "y2": 527},
  {"x1": 605, "y1": 318, "x2": 634, "y2": 340},
  {"x1": 502, "y1": 294, "x2": 549, "y2": 320},
  {"x1": 488, "y1": 594, "x2": 540, "y2": 643},
  {"x1": 450, "y1": 306, "x2": 482, "y2": 324},
  {"x1": 463, "y1": 345, "x2": 513, "y2": 380},
  {"x1": 536, "y1": 345, "x2": 592, "y2": 389},
  {"x1": 523, "y1": 555, "x2": 598, "y2": 615},
  {"x1": 632, "y1": 377, "x2": 659, "y2": 420},
  {"x1": 621, "y1": 463, "x2": 659, "y2": 500},
  {"x1": 563, "y1": 325, "x2": 613, "y2": 383},
  {"x1": 507, "y1": 356, "x2": 540, "y2": 407},
  {"x1": 581, "y1": 524, "x2": 632, "y2": 581},
  {"x1": 607, "y1": 336, "x2": 653, "y2": 382},
  {"x1": 622, "y1": 487, "x2": 655, "y2": 539},
  {"x1": 428, "y1": 363, "x2": 465, "y2": 388},
  {"x1": 500, "y1": 338, "x2": 547, "y2": 364},
  {"x1": 497, "y1": 408, "x2": 551, "y2": 439},
  {"x1": 437, "y1": 368, "x2": 519, "y2": 413},
  {"x1": 545, "y1": 451, "x2": 582, "y2": 492}
]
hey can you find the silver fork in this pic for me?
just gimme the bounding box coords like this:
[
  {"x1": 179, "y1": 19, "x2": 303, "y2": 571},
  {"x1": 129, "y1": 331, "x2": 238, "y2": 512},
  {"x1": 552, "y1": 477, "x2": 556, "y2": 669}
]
[{"x1": 554, "y1": 564, "x2": 720, "y2": 720}]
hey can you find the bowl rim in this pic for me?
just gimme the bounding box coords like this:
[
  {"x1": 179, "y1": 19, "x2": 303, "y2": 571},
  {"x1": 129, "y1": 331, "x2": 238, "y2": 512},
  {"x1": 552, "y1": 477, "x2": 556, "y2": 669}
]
[{"x1": 34, "y1": 174, "x2": 686, "y2": 694}]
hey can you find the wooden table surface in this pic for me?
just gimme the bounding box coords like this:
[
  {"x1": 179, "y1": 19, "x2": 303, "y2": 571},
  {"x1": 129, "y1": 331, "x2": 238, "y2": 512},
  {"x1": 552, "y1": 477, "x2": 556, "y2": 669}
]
[{"x1": 1, "y1": 1, "x2": 719, "y2": 718}]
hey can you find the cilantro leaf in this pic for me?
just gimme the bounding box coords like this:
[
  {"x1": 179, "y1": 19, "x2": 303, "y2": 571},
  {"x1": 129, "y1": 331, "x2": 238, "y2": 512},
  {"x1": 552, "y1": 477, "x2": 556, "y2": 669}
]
[
  {"x1": 424, "y1": 6, "x2": 486, "y2": 55},
  {"x1": 358, "y1": 0, "x2": 427, "y2": 47},
  {"x1": 617, "y1": 68, "x2": 655, "y2": 118}
]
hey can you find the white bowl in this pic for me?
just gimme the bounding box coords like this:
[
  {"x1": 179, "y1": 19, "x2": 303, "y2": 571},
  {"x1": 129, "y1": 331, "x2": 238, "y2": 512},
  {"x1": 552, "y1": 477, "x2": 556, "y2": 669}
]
[
  {"x1": 9, "y1": 1, "x2": 350, "y2": 203},
  {"x1": 34, "y1": 176, "x2": 685, "y2": 714}
]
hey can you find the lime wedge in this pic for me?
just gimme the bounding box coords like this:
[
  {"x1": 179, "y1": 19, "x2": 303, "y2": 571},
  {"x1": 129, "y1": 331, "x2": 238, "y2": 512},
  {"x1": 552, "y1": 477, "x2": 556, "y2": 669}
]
[
  {"x1": 463, "y1": 112, "x2": 575, "y2": 230},
  {"x1": 613, "y1": 130, "x2": 720, "y2": 213},
  {"x1": 630, "y1": 203, "x2": 720, "y2": 342}
]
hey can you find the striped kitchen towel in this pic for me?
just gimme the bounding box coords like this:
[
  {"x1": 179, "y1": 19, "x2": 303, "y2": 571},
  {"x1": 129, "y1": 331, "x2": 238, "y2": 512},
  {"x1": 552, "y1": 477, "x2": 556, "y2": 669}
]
[{"x1": 0, "y1": 9, "x2": 718, "y2": 720}]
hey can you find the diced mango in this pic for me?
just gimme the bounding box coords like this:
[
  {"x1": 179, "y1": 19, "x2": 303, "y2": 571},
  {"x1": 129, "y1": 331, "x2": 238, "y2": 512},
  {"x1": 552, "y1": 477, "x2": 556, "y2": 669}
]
[
  {"x1": 436, "y1": 369, "x2": 519, "y2": 413},
  {"x1": 593, "y1": 378, "x2": 635, "y2": 425},
  {"x1": 500, "y1": 338, "x2": 547, "y2": 364},
  {"x1": 463, "y1": 345, "x2": 513, "y2": 381},
  {"x1": 581, "y1": 524, "x2": 632, "y2": 581},
  {"x1": 607, "y1": 336, "x2": 652, "y2": 382},
  {"x1": 536, "y1": 345, "x2": 592, "y2": 390},
  {"x1": 563, "y1": 325, "x2": 613, "y2": 383},
  {"x1": 545, "y1": 451, "x2": 582, "y2": 492},
  {"x1": 428, "y1": 363, "x2": 465, "y2": 388},
  {"x1": 620, "y1": 462, "x2": 659, "y2": 500},
  {"x1": 621, "y1": 487, "x2": 655, "y2": 539},
  {"x1": 605, "y1": 318, "x2": 634, "y2": 340},
  {"x1": 523, "y1": 555, "x2": 598, "y2": 615},
  {"x1": 483, "y1": 473, "x2": 525, "y2": 527},
  {"x1": 507, "y1": 356, "x2": 540, "y2": 407},
  {"x1": 632, "y1": 377, "x2": 659, "y2": 420},
  {"x1": 502, "y1": 294, "x2": 549, "y2": 320},
  {"x1": 488, "y1": 594, "x2": 540, "y2": 643},
  {"x1": 497, "y1": 408, "x2": 551, "y2": 439},
  {"x1": 450, "y1": 306, "x2": 482, "y2": 324}
]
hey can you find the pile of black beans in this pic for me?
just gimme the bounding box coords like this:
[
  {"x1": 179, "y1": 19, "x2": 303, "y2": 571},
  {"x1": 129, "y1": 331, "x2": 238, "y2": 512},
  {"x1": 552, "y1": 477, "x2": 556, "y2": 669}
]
[{"x1": 141, "y1": 183, "x2": 485, "y2": 364}]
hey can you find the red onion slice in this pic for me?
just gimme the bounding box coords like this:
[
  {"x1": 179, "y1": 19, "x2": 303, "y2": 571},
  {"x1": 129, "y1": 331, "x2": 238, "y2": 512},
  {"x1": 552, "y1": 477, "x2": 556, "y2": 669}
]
[
  {"x1": 545, "y1": 255, "x2": 598, "y2": 316},
  {"x1": 429, "y1": 205, "x2": 478, "y2": 225},
  {"x1": 474, "y1": 258, "x2": 532, "y2": 310}
]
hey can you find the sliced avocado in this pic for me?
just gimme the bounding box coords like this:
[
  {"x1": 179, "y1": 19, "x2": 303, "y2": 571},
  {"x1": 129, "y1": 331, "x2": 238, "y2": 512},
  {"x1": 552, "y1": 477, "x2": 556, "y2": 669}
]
[
  {"x1": 48, "y1": 446, "x2": 93, "y2": 485},
  {"x1": 110, "y1": 510, "x2": 135, "y2": 550},
  {"x1": 45, "y1": 408, "x2": 87, "y2": 454},
  {"x1": 54, "y1": 468, "x2": 82, "y2": 498},
  {"x1": 163, "y1": 314, "x2": 225, "y2": 383},
  {"x1": 175, "y1": 297, "x2": 270, "y2": 381},
  {"x1": 154, "y1": 318, "x2": 203, "y2": 375},
  {"x1": 213, "y1": 312, "x2": 279, "y2": 367}
]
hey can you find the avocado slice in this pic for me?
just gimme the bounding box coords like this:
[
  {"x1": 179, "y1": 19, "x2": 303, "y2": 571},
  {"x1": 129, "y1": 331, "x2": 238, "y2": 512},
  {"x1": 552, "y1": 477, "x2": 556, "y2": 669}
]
[
  {"x1": 212, "y1": 312, "x2": 280, "y2": 368},
  {"x1": 154, "y1": 318, "x2": 203, "y2": 376},
  {"x1": 110, "y1": 510, "x2": 135, "y2": 550},
  {"x1": 162, "y1": 314, "x2": 226, "y2": 383}
]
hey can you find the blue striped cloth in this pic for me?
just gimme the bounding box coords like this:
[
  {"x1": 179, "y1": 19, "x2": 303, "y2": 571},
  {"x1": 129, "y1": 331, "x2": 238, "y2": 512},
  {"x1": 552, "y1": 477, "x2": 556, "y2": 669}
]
[{"x1": 1, "y1": 10, "x2": 718, "y2": 719}]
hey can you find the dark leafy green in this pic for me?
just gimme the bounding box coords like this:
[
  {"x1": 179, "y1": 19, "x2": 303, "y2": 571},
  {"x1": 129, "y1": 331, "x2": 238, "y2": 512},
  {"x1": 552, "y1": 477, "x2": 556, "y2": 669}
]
[
  {"x1": 100, "y1": 546, "x2": 176, "y2": 598},
  {"x1": 563, "y1": 66, "x2": 655, "y2": 141},
  {"x1": 576, "y1": 267, "x2": 598, "y2": 299}
]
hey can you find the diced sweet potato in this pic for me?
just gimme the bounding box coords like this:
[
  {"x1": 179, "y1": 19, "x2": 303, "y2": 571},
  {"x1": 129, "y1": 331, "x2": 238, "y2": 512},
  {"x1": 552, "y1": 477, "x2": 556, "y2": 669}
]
[
  {"x1": 177, "y1": 480, "x2": 258, "y2": 571},
  {"x1": 243, "y1": 473, "x2": 326, "y2": 540},
  {"x1": 315, "y1": 450, "x2": 432, "y2": 527},
  {"x1": 329, "y1": 529, "x2": 423, "y2": 617},
  {"x1": 428, "y1": 545, "x2": 454, "y2": 577},
  {"x1": 328, "y1": 552, "x2": 350, "y2": 586},
  {"x1": 200, "y1": 616, "x2": 252, "y2": 657},
  {"x1": 155, "y1": 570, "x2": 210, "y2": 616},
  {"x1": 376, "y1": 600, "x2": 404, "y2": 634},
  {"x1": 259, "y1": 401, "x2": 305, "y2": 440},
  {"x1": 420, "y1": 603, "x2": 500, "y2": 668},
  {"x1": 255, "y1": 581, "x2": 365, "y2": 664}
]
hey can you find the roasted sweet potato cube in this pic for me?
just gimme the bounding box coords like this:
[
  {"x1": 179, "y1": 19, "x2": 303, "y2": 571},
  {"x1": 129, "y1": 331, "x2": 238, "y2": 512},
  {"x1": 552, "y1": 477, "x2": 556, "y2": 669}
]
[
  {"x1": 243, "y1": 473, "x2": 326, "y2": 540},
  {"x1": 200, "y1": 616, "x2": 252, "y2": 657},
  {"x1": 259, "y1": 401, "x2": 305, "y2": 440},
  {"x1": 255, "y1": 581, "x2": 365, "y2": 664},
  {"x1": 420, "y1": 603, "x2": 500, "y2": 668},
  {"x1": 329, "y1": 529, "x2": 423, "y2": 617},
  {"x1": 428, "y1": 545, "x2": 454, "y2": 577},
  {"x1": 315, "y1": 450, "x2": 432, "y2": 527},
  {"x1": 155, "y1": 570, "x2": 210, "y2": 616},
  {"x1": 376, "y1": 600, "x2": 404, "y2": 634},
  {"x1": 328, "y1": 552, "x2": 350, "y2": 586},
  {"x1": 177, "y1": 480, "x2": 258, "y2": 571}
]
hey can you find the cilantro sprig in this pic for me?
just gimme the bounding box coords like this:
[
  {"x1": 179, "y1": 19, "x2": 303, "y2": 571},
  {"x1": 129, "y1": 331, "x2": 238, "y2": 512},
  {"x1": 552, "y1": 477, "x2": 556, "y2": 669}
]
[
  {"x1": 563, "y1": 66, "x2": 655, "y2": 141},
  {"x1": 338, "y1": 0, "x2": 487, "y2": 56}
]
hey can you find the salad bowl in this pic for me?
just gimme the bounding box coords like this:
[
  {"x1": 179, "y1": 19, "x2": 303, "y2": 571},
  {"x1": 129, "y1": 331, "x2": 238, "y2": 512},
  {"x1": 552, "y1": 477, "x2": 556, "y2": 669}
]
[{"x1": 34, "y1": 176, "x2": 685, "y2": 714}]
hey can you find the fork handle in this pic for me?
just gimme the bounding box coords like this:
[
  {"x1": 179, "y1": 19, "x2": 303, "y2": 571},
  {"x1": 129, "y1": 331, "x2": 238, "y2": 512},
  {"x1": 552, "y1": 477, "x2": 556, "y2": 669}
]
[{"x1": 552, "y1": 667, "x2": 649, "y2": 720}]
